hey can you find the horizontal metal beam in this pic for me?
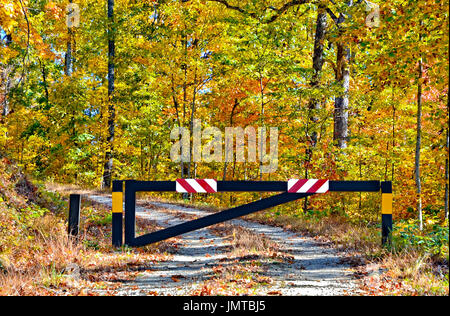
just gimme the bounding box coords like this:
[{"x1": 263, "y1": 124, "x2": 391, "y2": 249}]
[
  {"x1": 123, "y1": 180, "x2": 381, "y2": 193},
  {"x1": 329, "y1": 180, "x2": 380, "y2": 192}
]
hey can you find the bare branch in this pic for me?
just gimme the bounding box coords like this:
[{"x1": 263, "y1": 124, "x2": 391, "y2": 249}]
[
  {"x1": 207, "y1": 0, "x2": 252, "y2": 16},
  {"x1": 325, "y1": 7, "x2": 339, "y2": 23},
  {"x1": 18, "y1": 0, "x2": 31, "y2": 85},
  {"x1": 266, "y1": 0, "x2": 310, "y2": 23},
  {"x1": 207, "y1": 0, "x2": 310, "y2": 23}
]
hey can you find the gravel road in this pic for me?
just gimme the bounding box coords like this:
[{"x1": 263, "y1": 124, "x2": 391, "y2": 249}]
[{"x1": 87, "y1": 195, "x2": 360, "y2": 296}]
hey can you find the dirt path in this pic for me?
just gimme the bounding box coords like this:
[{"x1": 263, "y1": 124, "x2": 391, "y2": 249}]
[{"x1": 87, "y1": 195, "x2": 360, "y2": 296}]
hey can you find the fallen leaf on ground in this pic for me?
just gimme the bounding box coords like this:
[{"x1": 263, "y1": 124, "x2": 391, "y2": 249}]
[{"x1": 171, "y1": 275, "x2": 185, "y2": 282}]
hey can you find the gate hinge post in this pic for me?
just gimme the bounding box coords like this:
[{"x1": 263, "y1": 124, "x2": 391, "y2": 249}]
[{"x1": 112, "y1": 180, "x2": 124, "y2": 247}]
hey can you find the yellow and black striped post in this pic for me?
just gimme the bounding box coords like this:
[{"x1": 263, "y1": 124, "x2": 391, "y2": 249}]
[
  {"x1": 381, "y1": 181, "x2": 393, "y2": 246},
  {"x1": 112, "y1": 180, "x2": 123, "y2": 247}
]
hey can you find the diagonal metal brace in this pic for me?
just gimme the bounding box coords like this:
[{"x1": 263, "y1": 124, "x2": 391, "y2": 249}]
[{"x1": 129, "y1": 192, "x2": 314, "y2": 247}]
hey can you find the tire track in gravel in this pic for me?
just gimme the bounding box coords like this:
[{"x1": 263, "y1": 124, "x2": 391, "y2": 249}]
[{"x1": 87, "y1": 195, "x2": 360, "y2": 296}]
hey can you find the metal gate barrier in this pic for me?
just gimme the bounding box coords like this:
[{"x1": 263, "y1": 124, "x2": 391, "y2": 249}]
[{"x1": 109, "y1": 179, "x2": 393, "y2": 247}]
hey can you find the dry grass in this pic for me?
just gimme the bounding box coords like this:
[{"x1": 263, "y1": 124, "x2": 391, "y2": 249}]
[
  {"x1": 0, "y1": 195, "x2": 174, "y2": 296},
  {"x1": 230, "y1": 226, "x2": 277, "y2": 256},
  {"x1": 0, "y1": 269, "x2": 39, "y2": 296},
  {"x1": 0, "y1": 215, "x2": 83, "y2": 295},
  {"x1": 246, "y1": 212, "x2": 382, "y2": 258},
  {"x1": 379, "y1": 251, "x2": 449, "y2": 295},
  {"x1": 44, "y1": 181, "x2": 109, "y2": 196},
  {"x1": 0, "y1": 160, "x2": 177, "y2": 295},
  {"x1": 244, "y1": 211, "x2": 449, "y2": 296}
]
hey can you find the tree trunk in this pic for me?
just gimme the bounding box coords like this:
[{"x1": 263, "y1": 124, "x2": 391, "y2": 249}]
[
  {"x1": 181, "y1": 32, "x2": 191, "y2": 180},
  {"x1": 308, "y1": 8, "x2": 327, "y2": 146},
  {"x1": 1, "y1": 34, "x2": 13, "y2": 119},
  {"x1": 333, "y1": 42, "x2": 349, "y2": 149},
  {"x1": 39, "y1": 59, "x2": 49, "y2": 106},
  {"x1": 65, "y1": 0, "x2": 74, "y2": 77},
  {"x1": 415, "y1": 59, "x2": 423, "y2": 230},
  {"x1": 102, "y1": 0, "x2": 116, "y2": 189},
  {"x1": 259, "y1": 73, "x2": 265, "y2": 181},
  {"x1": 65, "y1": 35, "x2": 73, "y2": 76},
  {"x1": 391, "y1": 103, "x2": 396, "y2": 181},
  {"x1": 445, "y1": 94, "x2": 449, "y2": 220},
  {"x1": 223, "y1": 98, "x2": 238, "y2": 180},
  {"x1": 304, "y1": 8, "x2": 327, "y2": 210}
]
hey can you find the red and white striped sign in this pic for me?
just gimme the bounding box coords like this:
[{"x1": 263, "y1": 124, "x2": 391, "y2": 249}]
[
  {"x1": 287, "y1": 179, "x2": 329, "y2": 193},
  {"x1": 176, "y1": 179, "x2": 218, "y2": 193}
]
